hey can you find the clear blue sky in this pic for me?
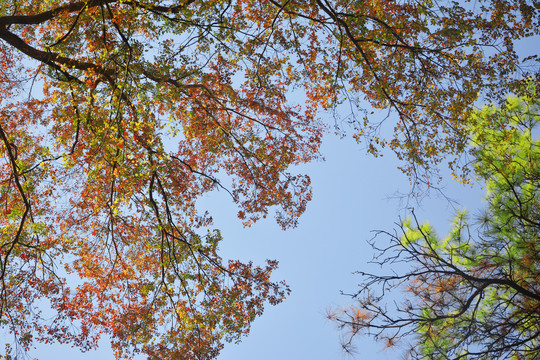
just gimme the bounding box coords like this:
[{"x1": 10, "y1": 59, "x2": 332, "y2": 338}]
[
  {"x1": 6, "y1": 3, "x2": 539, "y2": 358},
  {"x1": 32, "y1": 31, "x2": 540, "y2": 360},
  {"x1": 14, "y1": 47, "x2": 489, "y2": 360},
  {"x1": 16, "y1": 15, "x2": 540, "y2": 360}
]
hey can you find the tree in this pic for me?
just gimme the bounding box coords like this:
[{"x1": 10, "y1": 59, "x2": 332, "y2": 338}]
[
  {"x1": 0, "y1": 1, "x2": 318, "y2": 358},
  {"x1": 330, "y1": 92, "x2": 540, "y2": 359},
  {"x1": 0, "y1": 0, "x2": 538, "y2": 359}
]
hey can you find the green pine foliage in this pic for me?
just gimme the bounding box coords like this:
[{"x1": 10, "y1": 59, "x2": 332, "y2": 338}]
[{"x1": 332, "y1": 89, "x2": 540, "y2": 359}]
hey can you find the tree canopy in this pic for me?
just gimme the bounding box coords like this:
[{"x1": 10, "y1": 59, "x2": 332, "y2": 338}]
[
  {"x1": 331, "y1": 92, "x2": 540, "y2": 359},
  {"x1": 0, "y1": 0, "x2": 539, "y2": 358}
]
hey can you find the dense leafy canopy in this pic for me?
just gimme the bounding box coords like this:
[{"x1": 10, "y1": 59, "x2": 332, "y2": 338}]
[
  {"x1": 0, "y1": 0, "x2": 539, "y2": 358},
  {"x1": 1, "y1": 1, "x2": 319, "y2": 358},
  {"x1": 331, "y1": 93, "x2": 540, "y2": 359}
]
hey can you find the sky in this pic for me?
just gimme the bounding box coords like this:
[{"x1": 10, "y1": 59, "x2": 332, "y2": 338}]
[
  {"x1": 27, "y1": 33, "x2": 540, "y2": 360},
  {"x1": 3, "y1": 3, "x2": 539, "y2": 359},
  {"x1": 6, "y1": 4, "x2": 539, "y2": 359},
  {"x1": 20, "y1": 17, "x2": 539, "y2": 360}
]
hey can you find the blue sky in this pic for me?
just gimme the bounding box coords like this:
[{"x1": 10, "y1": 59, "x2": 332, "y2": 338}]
[
  {"x1": 10, "y1": 51, "x2": 488, "y2": 360},
  {"x1": 4, "y1": 2, "x2": 539, "y2": 358},
  {"x1": 14, "y1": 11, "x2": 539, "y2": 360},
  {"x1": 31, "y1": 29, "x2": 540, "y2": 360}
]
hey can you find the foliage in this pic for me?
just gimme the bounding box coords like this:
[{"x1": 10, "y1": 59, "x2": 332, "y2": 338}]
[
  {"x1": 0, "y1": 0, "x2": 539, "y2": 358},
  {"x1": 330, "y1": 93, "x2": 540, "y2": 359},
  {"x1": 0, "y1": 1, "x2": 313, "y2": 358}
]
